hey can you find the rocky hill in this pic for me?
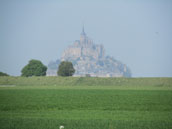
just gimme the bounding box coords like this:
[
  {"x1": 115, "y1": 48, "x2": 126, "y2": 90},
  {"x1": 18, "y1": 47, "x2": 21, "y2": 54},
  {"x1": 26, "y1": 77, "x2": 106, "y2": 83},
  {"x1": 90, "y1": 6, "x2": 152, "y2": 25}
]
[{"x1": 46, "y1": 28, "x2": 131, "y2": 77}]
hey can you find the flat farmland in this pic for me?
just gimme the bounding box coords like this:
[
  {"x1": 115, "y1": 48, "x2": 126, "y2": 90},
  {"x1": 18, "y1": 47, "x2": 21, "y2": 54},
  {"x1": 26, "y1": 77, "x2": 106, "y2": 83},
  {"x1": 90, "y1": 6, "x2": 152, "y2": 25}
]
[{"x1": 0, "y1": 77, "x2": 172, "y2": 129}]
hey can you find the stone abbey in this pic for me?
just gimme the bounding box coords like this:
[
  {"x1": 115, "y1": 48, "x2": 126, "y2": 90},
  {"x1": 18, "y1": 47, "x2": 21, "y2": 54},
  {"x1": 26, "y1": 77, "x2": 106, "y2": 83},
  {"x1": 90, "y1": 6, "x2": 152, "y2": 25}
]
[
  {"x1": 47, "y1": 27, "x2": 131, "y2": 77},
  {"x1": 62, "y1": 27, "x2": 105, "y2": 61}
]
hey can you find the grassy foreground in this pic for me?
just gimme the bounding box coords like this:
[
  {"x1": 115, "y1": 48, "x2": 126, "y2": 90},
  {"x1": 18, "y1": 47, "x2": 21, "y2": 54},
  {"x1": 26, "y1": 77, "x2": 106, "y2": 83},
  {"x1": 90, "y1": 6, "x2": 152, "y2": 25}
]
[
  {"x1": 0, "y1": 77, "x2": 172, "y2": 129},
  {"x1": 0, "y1": 76, "x2": 172, "y2": 87}
]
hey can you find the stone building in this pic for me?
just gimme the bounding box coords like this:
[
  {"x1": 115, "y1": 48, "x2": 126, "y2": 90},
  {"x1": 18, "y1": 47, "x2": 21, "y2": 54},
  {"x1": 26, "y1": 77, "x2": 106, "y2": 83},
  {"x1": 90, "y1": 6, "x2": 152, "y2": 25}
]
[{"x1": 46, "y1": 27, "x2": 131, "y2": 77}]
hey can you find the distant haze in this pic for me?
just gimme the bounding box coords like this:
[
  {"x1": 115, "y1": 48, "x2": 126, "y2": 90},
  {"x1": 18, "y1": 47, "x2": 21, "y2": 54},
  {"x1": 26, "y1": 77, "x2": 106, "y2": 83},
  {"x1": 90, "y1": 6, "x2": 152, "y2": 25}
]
[{"x1": 0, "y1": 0, "x2": 172, "y2": 77}]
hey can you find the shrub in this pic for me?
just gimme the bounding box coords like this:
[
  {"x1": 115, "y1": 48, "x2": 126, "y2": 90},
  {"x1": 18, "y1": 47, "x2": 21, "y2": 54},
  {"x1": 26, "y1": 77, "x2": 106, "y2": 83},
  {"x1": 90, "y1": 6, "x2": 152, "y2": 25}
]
[{"x1": 0, "y1": 72, "x2": 9, "y2": 76}]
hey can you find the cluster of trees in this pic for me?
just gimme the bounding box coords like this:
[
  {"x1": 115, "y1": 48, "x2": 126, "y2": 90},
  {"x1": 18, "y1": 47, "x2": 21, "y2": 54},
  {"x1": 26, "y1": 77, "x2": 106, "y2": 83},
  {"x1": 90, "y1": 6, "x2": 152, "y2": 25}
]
[
  {"x1": 0, "y1": 72, "x2": 9, "y2": 76},
  {"x1": 21, "y1": 59, "x2": 75, "y2": 77},
  {"x1": 0, "y1": 59, "x2": 75, "y2": 77}
]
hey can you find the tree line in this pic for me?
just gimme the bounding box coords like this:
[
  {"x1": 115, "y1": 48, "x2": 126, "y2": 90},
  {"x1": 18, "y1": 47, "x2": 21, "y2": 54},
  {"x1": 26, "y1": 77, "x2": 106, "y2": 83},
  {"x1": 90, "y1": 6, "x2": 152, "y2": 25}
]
[{"x1": 0, "y1": 59, "x2": 75, "y2": 77}]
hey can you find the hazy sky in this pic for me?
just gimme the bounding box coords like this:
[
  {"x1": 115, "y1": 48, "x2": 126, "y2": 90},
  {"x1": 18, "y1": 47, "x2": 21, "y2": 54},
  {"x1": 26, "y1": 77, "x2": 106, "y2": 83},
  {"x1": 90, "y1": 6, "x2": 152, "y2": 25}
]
[{"x1": 0, "y1": 0, "x2": 172, "y2": 77}]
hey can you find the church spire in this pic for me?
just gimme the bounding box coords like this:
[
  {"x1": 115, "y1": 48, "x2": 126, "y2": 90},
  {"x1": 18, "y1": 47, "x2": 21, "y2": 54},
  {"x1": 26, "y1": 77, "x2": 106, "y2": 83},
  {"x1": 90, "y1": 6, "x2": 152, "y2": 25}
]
[
  {"x1": 81, "y1": 25, "x2": 86, "y2": 35},
  {"x1": 80, "y1": 25, "x2": 87, "y2": 43}
]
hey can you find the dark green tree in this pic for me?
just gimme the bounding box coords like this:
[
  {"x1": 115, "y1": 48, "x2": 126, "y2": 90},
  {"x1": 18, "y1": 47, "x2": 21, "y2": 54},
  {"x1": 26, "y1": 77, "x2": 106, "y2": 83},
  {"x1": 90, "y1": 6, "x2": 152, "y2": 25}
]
[
  {"x1": 0, "y1": 72, "x2": 9, "y2": 76},
  {"x1": 57, "y1": 61, "x2": 75, "y2": 76},
  {"x1": 21, "y1": 59, "x2": 47, "y2": 77}
]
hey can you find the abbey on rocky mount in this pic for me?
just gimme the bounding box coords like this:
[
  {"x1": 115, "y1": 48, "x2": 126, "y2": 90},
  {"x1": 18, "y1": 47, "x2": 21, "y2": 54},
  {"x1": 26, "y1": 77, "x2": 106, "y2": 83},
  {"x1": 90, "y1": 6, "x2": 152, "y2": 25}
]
[
  {"x1": 61, "y1": 27, "x2": 105, "y2": 61},
  {"x1": 47, "y1": 27, "x2": 131, "y2": 77}
]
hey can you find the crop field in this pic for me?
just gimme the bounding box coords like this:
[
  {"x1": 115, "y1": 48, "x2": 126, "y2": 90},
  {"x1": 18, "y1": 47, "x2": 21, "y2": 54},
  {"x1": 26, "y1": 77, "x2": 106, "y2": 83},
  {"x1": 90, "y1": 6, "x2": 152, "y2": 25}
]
[{"x1": 0, "y1": 77, "x2": 172, "y2": 129}]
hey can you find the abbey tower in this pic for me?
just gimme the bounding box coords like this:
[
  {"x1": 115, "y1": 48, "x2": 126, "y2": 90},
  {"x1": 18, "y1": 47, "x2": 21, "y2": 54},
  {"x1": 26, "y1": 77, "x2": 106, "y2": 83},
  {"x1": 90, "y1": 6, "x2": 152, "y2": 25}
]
[{"x1": 61, "y1": 27, "x2": 105, "y2": 61}]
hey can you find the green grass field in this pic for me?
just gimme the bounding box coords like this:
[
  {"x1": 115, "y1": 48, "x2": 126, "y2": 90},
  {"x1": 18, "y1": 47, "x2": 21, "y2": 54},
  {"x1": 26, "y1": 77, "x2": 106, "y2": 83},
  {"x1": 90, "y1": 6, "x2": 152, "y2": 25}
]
[{"x1": 0, "y1": 77, "x2": 172, "y2": 129}]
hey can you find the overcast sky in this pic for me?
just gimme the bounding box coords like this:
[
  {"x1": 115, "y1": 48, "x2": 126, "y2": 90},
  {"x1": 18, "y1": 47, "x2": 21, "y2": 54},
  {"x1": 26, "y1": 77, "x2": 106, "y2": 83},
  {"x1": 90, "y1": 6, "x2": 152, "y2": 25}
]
[{"x1": 0, "y1": 0, "x2": 172, "y2": 77}]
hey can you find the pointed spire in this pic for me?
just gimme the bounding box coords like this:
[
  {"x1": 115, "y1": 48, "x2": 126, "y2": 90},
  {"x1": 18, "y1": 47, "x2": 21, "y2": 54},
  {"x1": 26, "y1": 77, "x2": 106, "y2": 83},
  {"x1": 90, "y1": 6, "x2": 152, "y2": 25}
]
[
  {"x1": 82, "y1": 26, "x2": 85, "y2": 33},
  {"x1": 81, "y1": 25, "x2": 86, "y2": 35}
]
